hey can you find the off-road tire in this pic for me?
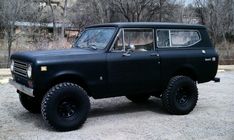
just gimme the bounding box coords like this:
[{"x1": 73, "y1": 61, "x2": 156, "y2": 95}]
[
  {"x1": 162, "y1": 76, "x2": 198, "y2": 115},
  {"x1": 126, "y1": 94, "x2": 150, "y2": 103},
  {"x1": 19, "y1": 93, "x2": 41, "y2": 113},
  {"x1": 41, "y1": 82, "x2": 90, "y2": 131}
]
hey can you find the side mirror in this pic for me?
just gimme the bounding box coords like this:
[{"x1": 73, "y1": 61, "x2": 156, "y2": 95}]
[
  {"x1": 123, "y1": 44, "x2": 135, "y2": 57},
  {"x1": 128, "y1": 44, "x2": 135, "y2": 51}
]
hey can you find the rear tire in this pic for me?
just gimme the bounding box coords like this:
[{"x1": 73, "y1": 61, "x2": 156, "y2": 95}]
[
  {"x1": 41, "y1": 82, "x2": 90, "y2": 131},
  {"x1": 126, "y1": 94, "x2": 150, "y2": 103},
  {"x1": 162, "y1": 76, "x2": 198, "y2": 115},
  {"x1": 19, "y1": 93, "x2": 41, "y2": 113}
]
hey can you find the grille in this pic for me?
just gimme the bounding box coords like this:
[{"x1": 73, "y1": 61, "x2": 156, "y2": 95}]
[{"x1": 13, "y1": 60, "x2": 28, "y2": 78}]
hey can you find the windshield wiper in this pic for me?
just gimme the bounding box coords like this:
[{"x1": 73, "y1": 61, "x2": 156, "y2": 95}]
[
  {"x1": 88, "y1": 44, "x2": 97, "y2": 50},
  {"x1": 75, "y1": 44, "x2": 97, "y2": 50},
  {"x1": 76, "y1": 44, "x2": 86, "y2": 48}
]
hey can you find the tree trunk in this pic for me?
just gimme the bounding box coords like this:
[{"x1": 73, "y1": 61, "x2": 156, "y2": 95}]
[
  {"x1": 159, "y1": 0, "x2": 162, "y2": 22},
  {"x1": 7, "y1": 23, "x2": 15, "y2": 67},
  {"x1": 61, "y1": 0, "x2": 68, "y2": 38},
  {"x1": 48, "y1": 1, "x2": 56, "y2": 39},
  {"x1": 222, "y1": 33, "x2": 230, "y2": 58},
  {"x1": 7, "y1": 39, "x2": 12, "y2": 67}
]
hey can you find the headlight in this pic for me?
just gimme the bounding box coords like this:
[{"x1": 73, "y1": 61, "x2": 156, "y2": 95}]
[
  {"x1": 27, "y1": 64, "x2": 32, "y2": 78},
  {"x1": 10, "y1": 60, "x2": 14, "y2": 72}
]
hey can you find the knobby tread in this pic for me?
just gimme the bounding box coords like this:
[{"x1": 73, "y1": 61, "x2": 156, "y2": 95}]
[
  {"x1": 162, "y1": 76, "x2": 198, "y2": 115},
  {"x1": 41, "y1": 82, "x2": 90, "y2": 131}
]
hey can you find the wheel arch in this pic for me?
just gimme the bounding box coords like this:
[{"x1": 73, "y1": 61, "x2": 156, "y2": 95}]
[
  {"x1": 46, "y1": 72, "x2": 92, "y2": 97},
  {"x1": 173, "y1": 66, "x2": 198, "y2": 81}
]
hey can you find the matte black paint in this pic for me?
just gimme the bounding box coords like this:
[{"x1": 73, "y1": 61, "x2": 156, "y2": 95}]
[{"x1": 11, "y1": 22, "x2": 218, "y2": 99}]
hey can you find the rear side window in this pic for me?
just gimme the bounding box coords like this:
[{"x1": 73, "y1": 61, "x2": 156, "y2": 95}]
[{"x1": 157, "y1": 30, "x2": 201, "y2": 48}]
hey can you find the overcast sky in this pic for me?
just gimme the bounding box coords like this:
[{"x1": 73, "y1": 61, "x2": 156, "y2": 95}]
[{"x1": 185, "y1": 0, "x2": 193, "y2": 5}]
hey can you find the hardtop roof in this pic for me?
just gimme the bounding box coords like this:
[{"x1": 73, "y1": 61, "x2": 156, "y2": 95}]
[{"x1": 86, "y1": 22, "x2": 206, "y2": 29}]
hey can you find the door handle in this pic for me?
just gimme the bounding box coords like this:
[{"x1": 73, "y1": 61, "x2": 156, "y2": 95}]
[
  {"x1": 150, "y1": 53, "x2": 159, "y2": 57},
  {"x1": 122, "y1": 49, "x2": 131, "y2": 57},
  {"x1": 123, "y1": 52, "x2": 131, "y2": 57}
]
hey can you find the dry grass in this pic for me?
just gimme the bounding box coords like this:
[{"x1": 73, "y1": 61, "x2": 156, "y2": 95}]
[
  {"x1": 0, "y1": 36, "x2": 73, "y2": 68},
  {"x1": 216, "y1": 42, "x2": 234, "y2": 65}
]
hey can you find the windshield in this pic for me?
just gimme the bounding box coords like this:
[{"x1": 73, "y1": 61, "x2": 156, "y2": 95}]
[{"x1": 74, "y1": 28, "x2": 116, "y2": 50}]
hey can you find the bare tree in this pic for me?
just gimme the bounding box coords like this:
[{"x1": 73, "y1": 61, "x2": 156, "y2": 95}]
[
  {"x1": 61, "y1": 0, "x2": 68, "y2": 37},
  {"x1": 194, "y1": 0, "x2": 206, "y2": 25},
  {"x1": 193, "y1": 0, "x2": 234, "y2": 59},
  {"x1": 194, "y1": 0, "x2": 234, "y2": 42},
  {"x1": 0, "y1": 0, "x2": 41, "y2": 66},
  {"x1": 109, "y1": 0, "x2": 153, "y2": 22},
  {"x1": 67, "y1": 0, "x2": 109, "y2": 30},
  {"x1": 42, "y1": 0, "x2": 57, "y2": 39},
  {"x1": 67, "y1": 0, "x2": 92, "y2": 30},
  {"x1": 108, "y1": 0, "x2": 178, "y2": 22},
  {"x1": 0, "y1": 0, "x2": 233, "y2": 66}
]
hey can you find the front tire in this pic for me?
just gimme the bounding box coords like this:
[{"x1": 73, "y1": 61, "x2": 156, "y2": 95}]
[
  {"x1": 41, "y1": 82, "x2": 90, "y2": 131},
  {"x1": 19, "y1": 93, "x2": 41, "y2": 113},
  {"x1": 162, "y1": 76, "x2": 198, "y2": 115}
]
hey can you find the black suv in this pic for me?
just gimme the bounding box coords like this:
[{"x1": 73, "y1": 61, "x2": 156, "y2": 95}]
[{"x1": 10, "y1": 22, "x2": 219, "y2": 131}]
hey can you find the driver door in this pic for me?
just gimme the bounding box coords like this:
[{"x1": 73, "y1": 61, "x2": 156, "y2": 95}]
[{"x1": 106, "y1": 28, "x2": 161, "y2": 97}]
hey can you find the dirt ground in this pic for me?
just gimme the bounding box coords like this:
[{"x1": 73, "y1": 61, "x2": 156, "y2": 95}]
[{"x1": 0, "y1": 71, "x2": 233, "y2": 140}]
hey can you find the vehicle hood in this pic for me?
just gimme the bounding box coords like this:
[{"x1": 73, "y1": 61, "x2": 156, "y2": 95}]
[{"x1": 11, "y1": 48, "x2": 99, "y2": 62}]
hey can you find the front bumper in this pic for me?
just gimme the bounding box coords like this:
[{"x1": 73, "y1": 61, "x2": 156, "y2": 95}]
[{"x1": 9, "y1": 79, "x2": 34, "y2": 97}]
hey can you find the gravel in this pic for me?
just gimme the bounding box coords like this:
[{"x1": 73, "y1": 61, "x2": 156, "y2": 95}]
[{"x1": 0, "y1": 71, "x2": 234, "y2": 140}]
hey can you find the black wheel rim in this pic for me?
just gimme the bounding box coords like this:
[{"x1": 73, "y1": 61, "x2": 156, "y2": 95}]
[
  {"x1": 176, "y1": 87, "x2": 190, "y2": 105},
  {"x1": 58, "y1": 99, "x2": 79, "y2": 118}
]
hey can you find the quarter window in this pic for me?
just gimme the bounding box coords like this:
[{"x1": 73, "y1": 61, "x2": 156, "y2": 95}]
[
  {"x1": 157, "y1": 30, "x2": 201, "y2": 48},
  {"x1": 113, "y1": 30, "x2": 124, "y2": 51},
  {"x1": 171, "y1": 31, "x2": 200, "y2": 47}
]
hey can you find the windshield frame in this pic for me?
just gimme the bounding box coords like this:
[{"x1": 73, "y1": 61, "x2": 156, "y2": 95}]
[{"x1": 73, "y1": 27, "x2": 117, "y2": 51}]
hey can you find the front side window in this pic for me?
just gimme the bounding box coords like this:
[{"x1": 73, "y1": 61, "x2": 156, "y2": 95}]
[
  {"x1": 112, "y1": 29, "x2": 154, "y2": 52},
  {"x1": 124, "y1": 29, "x2": 154, "y2": 52},
  {"x1": 75, "y1": 28, "x2": 116, "y2": 50},
  {"x1": 157, "y1": 29, "x2": 201, "y2": 48}
]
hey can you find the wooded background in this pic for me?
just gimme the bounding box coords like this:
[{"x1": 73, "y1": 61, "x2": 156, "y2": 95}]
[{"x1": 0, "y1": 0, "x2": 234, "y2": 67}]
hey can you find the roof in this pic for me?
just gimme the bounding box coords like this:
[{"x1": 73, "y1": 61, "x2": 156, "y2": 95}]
[{"x1": 86, "y1": 22, "x2": 206, "y2": 29}]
